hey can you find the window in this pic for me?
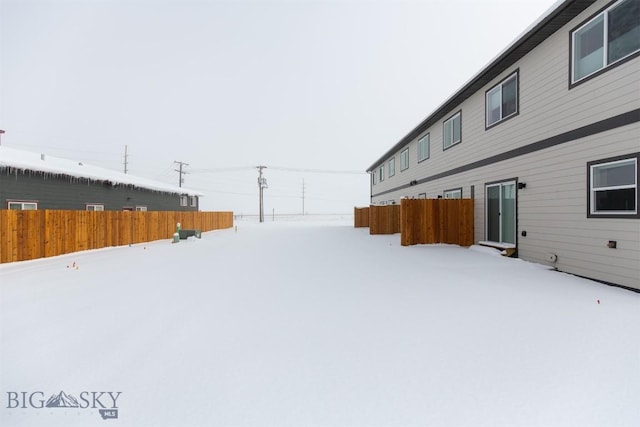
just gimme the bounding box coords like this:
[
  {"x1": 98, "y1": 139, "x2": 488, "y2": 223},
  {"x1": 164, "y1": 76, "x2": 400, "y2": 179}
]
[
  {"x1": 389, "y1": 157, "x2": 395, "y2": 177},
  {"x1": 180, "y1": 195, "x2": 188, "y2": 206},
  {"x1": 372, "y1": 171, "x2": 377, "y2": 185},
  {"x1": 400, "y1": 148, "x2": 409, "y2": 171},
  {"x1": 572, "y1": 0, "x2": 640, "y2": 84},
  {"x1": 418, "y1": 133, "x2": 430, "y2": 162},
  {"x1": 588, "y1": 154, "x2": 638, "y2": 217},
  {"x1": 443, "y1": 188, "x2": 463, "y2": 199},
  {"x1": 379, "y1": 164, "x2": 385, "y2": 182},
  {"x1": 443, "y1": 112, "x2": 462, "y2": 149},
  {"x1": 189, "y1": 196, "x2": 197, "y2": 207},
  {"x1": 135, "y1": 206, "x2": 147, "y2": 212},
  {"x1": 8, "y1": 201, "x2": 37, "y2": 210},
  {"x1": 486, "y1": 72, "x2": 518, "y2": 127},
  {"x1": 86, "y1": 204, "x2": 104, "y2": 211}
]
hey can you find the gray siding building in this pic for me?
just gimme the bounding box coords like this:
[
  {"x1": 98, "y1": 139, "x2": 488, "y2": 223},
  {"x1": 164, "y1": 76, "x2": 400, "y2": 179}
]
[
  {"x1": 367, "y1": 0, "x2": 639, "y2": 290},
  {"x1": 1, "y1": 147, "x2": 202, "y2": 212}
]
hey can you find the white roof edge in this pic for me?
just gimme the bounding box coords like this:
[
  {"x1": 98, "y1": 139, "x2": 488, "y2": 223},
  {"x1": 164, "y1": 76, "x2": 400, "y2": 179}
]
[{"x1": 0, "y1": 146, "x2": 204, "y2": 197}]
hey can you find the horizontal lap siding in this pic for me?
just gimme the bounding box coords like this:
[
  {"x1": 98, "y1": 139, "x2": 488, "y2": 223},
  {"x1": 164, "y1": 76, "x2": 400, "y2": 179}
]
[
  {"x1": 371, "y1": 125, "x2": 640, "y2": 289},
  {"x1": 0, "y1": 172, "x2": 199, "y2": 211},
  {"x1": 512, "y1": 126, "x2": 639, "y2": 288},
  {"x1": 370, "y1": 0, "x2": 639, "y2": 289}
]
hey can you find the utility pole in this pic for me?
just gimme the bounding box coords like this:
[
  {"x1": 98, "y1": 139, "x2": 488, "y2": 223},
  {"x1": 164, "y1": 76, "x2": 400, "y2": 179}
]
[
  {"x1": 123, "y1": 145, "x2": 129, "y2": 174},
  {"x1": 174, "y1": 161, "x2": 189, "y2": 187},
  {"x1": 302, "y1": 179, "x2": 305, "y2": 216},
  {"x1": 257, "y1": 166, "x2": 268, "y2": 223},
  {"x1": 0, "y1": 129, "x2": 5, "y2": 146}
]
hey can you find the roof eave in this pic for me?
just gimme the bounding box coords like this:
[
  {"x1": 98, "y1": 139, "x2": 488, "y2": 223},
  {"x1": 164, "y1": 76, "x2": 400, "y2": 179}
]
[{"x1": 366, "y1": 0, "x2": 593, "y2": 172}]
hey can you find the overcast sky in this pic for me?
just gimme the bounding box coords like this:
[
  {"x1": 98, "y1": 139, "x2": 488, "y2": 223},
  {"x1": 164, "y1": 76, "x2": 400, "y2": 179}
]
[{"x1": 0, "y1": 0, "x2": 558, "y2": 215}]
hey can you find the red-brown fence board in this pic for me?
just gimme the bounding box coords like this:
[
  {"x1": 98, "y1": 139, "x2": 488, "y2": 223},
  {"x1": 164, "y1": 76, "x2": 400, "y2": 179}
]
[
  {"x1": 400, "y1": 199, "x2": 474, "y2": 246},
  {"x1": 0, "y1": 210, "x2": 233, "y2": 263}
]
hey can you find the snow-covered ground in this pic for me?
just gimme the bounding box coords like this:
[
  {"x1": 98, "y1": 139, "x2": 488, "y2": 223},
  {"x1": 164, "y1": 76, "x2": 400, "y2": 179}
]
[{"x1": 1, "y1": 216, "x2": 639, "y2": 427}]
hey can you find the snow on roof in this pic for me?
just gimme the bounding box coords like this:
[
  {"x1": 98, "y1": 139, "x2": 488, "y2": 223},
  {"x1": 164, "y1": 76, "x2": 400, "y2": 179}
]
[{"x1": 0, "y1": 146, "x2": 203, "y2": 196}]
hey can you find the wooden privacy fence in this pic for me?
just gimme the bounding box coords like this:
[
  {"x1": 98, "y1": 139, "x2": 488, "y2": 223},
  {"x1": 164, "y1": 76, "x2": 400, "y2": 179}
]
[
  {"x1": 354, "y1": 207, "x2": 370, "y2": 228},
  {"x1": 0, "y1": 210, "x2": 234, "y2": 263},
  {"x1": 369, "y1": 205, "x2": 401, "y2": 235},
  {"x1": 400, "y1": 198, "x2": 474, "y2": 246}
]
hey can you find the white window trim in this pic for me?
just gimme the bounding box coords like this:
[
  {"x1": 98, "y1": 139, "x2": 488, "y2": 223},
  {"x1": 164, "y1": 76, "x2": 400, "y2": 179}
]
[
  {"x1": 189, "y1": 196, "x2": 197, "y2": 207},
  {"x1": 588, "y1": 155, "x2": 638, "y2": 217},
  {"x1": 388, "y1": 157, "x2": 395, "y2": 177},
  {"x1": 486, "y1": 72, "x2": 518, "y2": 128},
  {"x1": 135, "y1": 206, "x2": 148, "y2": 212},
  {"x1": 7, "y1": 201, "x2": 38, "y2": 210},
  {"x1": 86, "y1": 204, "x2": 105, "y2": 211},
  {"x1": 180, "y1": 195, "x2": 188, "y2": 207},
  {"x1": 379, "y1": 164, "x2": 385, "y2": 182},
  {"x1": 443, "y1": 112, "x2": 462, "y2": 150},
  {"x1": 443, "y1": 188, "x2": 463, "y2": 199},
  {"x1": 571, "y1": 0, "x2": 640, "y2": 84},
  {"x1": 400, "y1": 148, "x2": 409, "y2": 171},
  {"x1": 418, "y1": 133, "x2": 430, "y2": 162},
  {"x1": 372, "y1": 171, "x2": 377, "y2": 185}
]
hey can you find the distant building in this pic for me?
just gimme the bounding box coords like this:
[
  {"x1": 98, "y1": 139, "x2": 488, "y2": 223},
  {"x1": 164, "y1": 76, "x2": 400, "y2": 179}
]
[
  {"x1": 0, "y1": 147, "x2": 202, "y2": 211},
  {"x1": 367, "y1": 0, "x2": 639, "y2": 290}
]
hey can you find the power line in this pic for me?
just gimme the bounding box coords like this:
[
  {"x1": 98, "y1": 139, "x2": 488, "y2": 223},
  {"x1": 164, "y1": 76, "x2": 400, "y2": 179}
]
[
  {"x1": 174, "y1": 161, "x2": 189, "y2": 187},
  {"x1": 190, "y1": 165, "x2": 365, "y2": 175},
  {"x1": 152, "y1": 162, "x2": 178, "y2": 179},
  {"x1": 190, "y1": 166, "x2": 254, "y2": 173},
  {"x1": 269, "y1": 166, "x2": 365, "y2": 175},
  {"x1": 9, "y1": 143, "x2": 121, "y2": 158}
]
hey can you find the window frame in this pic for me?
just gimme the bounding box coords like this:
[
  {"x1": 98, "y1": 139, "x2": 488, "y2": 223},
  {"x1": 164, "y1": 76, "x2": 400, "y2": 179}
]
[
  {"x1": 180, "y1": 195, "x2": 188, "y2": 207},
  {"x1": 86, "y1": 203, "x2": 105, "y2": 211},
  {"x1": 570, "y1": 0, "x2": 640, "y2": 87},
  {"x1": 372, "y1": 171, "x2": 377, "y2": 186},
  {"x1": 400, "y1": 148, "x2": 410, "y2": 171},
  {"x1": 443, "y1": 111, "x2": 462, "y2": 150},
  {"x1": 587, "y1": 153, "x2": 639, "y2": 218},
  {"x1": 379, "y1": 164, "x2": 385, "y2": 182},
  {"x1": 189, "y1": 196, "x2": 197, "y2": 207},
  {"x1": 388, "y1": 157, "x2": 395, "y2": 177},
  {"x1": 7, "y1": 200, "x2": 38, "y2": 210},
  {"x1": 135, "y1": 206, "x2": 148, "y2": 212},
  {"x1": 485, "y1": 70, "x2": 519, "y2": 129},
  {"x1": 418, "y1": 133, "x2": 430, "y2": 162},
  {"x1": 443, "y1": 188, "x2": 463, "y2": 199}
]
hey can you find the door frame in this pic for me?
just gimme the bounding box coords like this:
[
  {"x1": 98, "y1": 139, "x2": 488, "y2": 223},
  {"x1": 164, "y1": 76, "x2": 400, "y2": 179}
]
[{"x1": 484, "y1": 178, "x2": 519, "y2": 249}]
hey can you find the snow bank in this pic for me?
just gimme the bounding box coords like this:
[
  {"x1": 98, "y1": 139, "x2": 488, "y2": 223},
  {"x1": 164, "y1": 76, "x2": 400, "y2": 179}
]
[{"x1": 1, "y1": 221, "x2": 638, "y2": 426}]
